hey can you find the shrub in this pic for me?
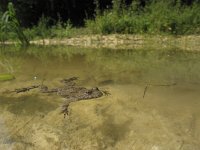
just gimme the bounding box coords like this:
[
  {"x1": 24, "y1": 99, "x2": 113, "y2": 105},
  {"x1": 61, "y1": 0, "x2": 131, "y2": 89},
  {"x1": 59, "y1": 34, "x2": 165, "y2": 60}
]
[{"x1": 85, "y1": 0, "x2": 200, "y2": 35}]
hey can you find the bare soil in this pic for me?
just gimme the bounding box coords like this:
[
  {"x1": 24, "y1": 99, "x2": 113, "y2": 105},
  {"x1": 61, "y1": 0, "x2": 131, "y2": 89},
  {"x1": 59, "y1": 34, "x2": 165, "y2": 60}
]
[{"x1": 29, "y1": 34, "x2": 200, "y2": 51}]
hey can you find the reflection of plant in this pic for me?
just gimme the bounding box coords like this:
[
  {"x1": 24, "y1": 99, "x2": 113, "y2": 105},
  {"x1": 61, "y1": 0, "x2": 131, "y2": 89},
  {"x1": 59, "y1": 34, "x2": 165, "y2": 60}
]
[
  {"x1": 1, "y1": 2, "x2": 29, "y2": 46},
  {"x1": 0, "y1": 59, "x2": 14, "y2": 73}
]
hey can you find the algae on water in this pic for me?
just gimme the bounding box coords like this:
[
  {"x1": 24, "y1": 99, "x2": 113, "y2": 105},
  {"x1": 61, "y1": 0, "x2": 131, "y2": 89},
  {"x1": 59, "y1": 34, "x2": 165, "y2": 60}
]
[{"x1": 0, "y1": 74, "x2": 15, "y2": 81}]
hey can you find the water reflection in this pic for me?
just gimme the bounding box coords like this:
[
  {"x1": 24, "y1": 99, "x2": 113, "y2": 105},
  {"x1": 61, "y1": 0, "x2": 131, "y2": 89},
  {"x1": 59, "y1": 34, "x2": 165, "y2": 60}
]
[{"x1": 1, "y1": 45, "x2": 200, "y2": 84}]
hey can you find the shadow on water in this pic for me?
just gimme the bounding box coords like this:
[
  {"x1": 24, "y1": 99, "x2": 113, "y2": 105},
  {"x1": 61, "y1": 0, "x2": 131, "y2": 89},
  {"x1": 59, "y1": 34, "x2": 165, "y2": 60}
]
[
  {"x1": 0, "y1": 95, "x2": 57, "y2": 116},
  {"x1": 94, "y1": 110, "x2": 133, "y2": 149}
]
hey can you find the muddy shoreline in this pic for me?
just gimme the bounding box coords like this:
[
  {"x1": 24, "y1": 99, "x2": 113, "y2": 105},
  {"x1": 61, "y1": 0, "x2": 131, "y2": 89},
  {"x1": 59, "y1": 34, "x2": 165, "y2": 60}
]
[{"x1": 1, "y1": 34, "x2": 200, "y2": 51}]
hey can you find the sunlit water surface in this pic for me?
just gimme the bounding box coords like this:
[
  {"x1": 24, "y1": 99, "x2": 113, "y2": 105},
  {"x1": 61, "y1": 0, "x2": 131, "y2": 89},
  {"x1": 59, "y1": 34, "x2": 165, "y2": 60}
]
[{"x1": 0, "y1": 46, "x2": 200, "y2": 150}]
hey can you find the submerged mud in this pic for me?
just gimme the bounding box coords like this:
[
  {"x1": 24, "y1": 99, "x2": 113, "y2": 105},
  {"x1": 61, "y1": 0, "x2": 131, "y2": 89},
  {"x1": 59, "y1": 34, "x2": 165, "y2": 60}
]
[{"x1": 0, "y1": 46, "x2": 200, "y2": 149}]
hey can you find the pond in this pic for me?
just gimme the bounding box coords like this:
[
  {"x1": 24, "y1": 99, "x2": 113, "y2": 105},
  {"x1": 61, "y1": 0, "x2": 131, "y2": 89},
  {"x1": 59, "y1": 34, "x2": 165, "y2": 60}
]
[{"x1": 0, "y1": 45, "x2": 200, "y2": 150}]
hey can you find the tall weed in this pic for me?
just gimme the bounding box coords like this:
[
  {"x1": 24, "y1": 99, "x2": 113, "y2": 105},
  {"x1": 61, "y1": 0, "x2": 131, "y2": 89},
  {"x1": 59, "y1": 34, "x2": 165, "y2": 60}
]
[{"x1": 0, "y1": 2, "x2": 29, "y2": 45}]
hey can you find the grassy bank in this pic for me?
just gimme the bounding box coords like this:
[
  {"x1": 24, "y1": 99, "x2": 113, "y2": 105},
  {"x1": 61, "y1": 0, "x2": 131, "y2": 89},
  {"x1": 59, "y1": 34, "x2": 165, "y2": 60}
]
[{"x1": 0, "y1": 1, "x2": 200, "y2": 45}]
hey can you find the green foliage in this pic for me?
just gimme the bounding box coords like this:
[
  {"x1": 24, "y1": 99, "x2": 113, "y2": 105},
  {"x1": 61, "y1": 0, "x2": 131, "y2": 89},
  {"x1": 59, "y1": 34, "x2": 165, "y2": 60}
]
[
  {"x1": 0, "y1": 2, "x2": 29, "y2": 45},
  {"x1": 23, "y1": 15, "x2": 51, "y2": 42},
  {"x1": 51, "y1": 19, "x2": 73, "y2": 38},
  {"x1": 34, "y1": 15, "x2": 51, "y2": 44},
  {"x1": 86, "y1": 0, "x2": 200, "y2": 35},
  {"x1": 94, "y1": 0, "x2": 100, "y2": 16},
  {"x1": 23, "y1": 17, "x2": 73, "y2": 41},
  {"x1": 0, "y1": 11, "x2": 5, "y2": 42},
  {"x1": 1, "y1": 0, "x2": 200, "y2": 42}
]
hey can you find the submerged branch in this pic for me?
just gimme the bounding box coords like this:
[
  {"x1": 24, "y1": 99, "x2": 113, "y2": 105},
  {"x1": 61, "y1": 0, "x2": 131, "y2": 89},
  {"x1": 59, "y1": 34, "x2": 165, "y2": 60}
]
[
  {"x1": 10, "y1": 116, "x2": 35, "y2": 137},
  {"x1": 147, "y1": 83, "x2": 177, "y2": 87},
  {"x1": 143, "y1": 82, "x2": 176, "y2": 99}
]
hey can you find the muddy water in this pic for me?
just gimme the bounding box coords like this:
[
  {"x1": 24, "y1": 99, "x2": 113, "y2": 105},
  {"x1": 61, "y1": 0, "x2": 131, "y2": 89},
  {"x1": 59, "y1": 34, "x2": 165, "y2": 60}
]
[{"x1": 0, "y1": 46, "x2": 200, "y2": 150}]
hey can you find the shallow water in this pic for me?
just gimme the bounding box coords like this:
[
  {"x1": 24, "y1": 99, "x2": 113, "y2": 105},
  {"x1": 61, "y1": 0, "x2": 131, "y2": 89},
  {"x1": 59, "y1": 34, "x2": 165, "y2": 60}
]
[{"x1": 0, "y1": 46, "x2": 200, "y2": 150}]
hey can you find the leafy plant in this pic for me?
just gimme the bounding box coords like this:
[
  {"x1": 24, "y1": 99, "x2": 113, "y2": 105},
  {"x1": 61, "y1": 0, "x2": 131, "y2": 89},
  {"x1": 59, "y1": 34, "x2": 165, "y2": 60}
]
[
  {"x1": 1, "y1": 2, "x2": 29, "y2": 46},
  {"x1": 35, "y1": 14, "x2": 51, "y2": 44}
]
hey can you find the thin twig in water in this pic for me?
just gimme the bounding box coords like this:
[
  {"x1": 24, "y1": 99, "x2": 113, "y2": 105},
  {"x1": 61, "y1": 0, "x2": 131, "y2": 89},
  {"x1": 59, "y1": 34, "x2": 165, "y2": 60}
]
[
  {"x1": 0, "y1": 116, "x2": 36, "y2": 143},
  {"x1": 142, "y1": 83, "x2": 176, "y2": 99},
  {"x1": 147, "y1": 83, "x2": 177, "y2": 87},
  {"x1": 143, "y1": 86, "x2": 148, "y2": 98},
  {"x1": 11, "y1": 116, "x2": 35, "y2": 137}
]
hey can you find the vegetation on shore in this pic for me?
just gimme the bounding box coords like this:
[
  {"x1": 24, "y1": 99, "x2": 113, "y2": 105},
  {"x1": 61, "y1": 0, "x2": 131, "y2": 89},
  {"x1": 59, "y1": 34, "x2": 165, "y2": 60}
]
[
  {"x1": 0, "y1": 0, "x2": 200, "y2": 46},
  {"x1": 87, "y1": 0, "x2": 200, "y2": 35}
]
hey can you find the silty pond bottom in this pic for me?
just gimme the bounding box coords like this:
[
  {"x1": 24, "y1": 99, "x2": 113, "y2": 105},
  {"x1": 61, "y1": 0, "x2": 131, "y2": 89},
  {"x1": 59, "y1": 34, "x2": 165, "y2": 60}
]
[{"x1": 0, "y1": 45, "x2": 200, "y2": 150}]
